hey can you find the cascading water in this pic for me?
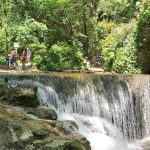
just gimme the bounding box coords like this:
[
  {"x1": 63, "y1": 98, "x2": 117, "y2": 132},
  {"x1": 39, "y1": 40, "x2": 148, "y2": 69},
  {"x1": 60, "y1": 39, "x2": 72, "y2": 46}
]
[
  {"x1": 35, "y1": 75, "x2": 150, "y2": 150},
  {"x1": 1, "y1": 75, "x2": 150, "y2": 150}
]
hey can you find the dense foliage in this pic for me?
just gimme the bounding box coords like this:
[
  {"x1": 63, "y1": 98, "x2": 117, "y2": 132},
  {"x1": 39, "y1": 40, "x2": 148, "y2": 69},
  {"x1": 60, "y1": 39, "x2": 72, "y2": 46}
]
[
  {"x1": 0, "y1": 0, "x2": 149, "y2": 73},
  {"x1": 135, "y1": 0, "x2": 150, "y2": 73}
]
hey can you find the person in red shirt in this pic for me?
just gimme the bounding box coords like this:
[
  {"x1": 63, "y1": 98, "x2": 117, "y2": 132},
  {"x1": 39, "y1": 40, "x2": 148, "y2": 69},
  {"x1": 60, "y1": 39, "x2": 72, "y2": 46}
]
[{"x1": 20, "y1": 51, "x2": 26, "y2": 70}]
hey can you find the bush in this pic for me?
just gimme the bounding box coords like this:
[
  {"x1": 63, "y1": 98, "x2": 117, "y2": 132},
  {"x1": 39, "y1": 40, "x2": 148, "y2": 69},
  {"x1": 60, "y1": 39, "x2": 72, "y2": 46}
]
[
  {"x1": 101, "y1": 23, "x2": 141, "y2": 73},
  {"x1": 135, "y1": 7, "x2": 150, "y2": 73},
  {"x1": 48, "y1": 42, "x2": 84, "y2": 70},
  {"x1": 0, "y1": 56, "x2": 7, "y2": 65},
  {"x1": 113, "y1": 32, "x2": 141, "y2": 74},
  {"x1": 32, "y1": 55, "x2": 43, "y2": 68},
  {"x1": 101, "y1": 24, "x2": 128, "y2": 70},
  {"x1": 97, "y1": 26, "x2": 105, "y2": 39},
  {"x1": 32, "y1": 42, "x2": 84, "y2": 71}
]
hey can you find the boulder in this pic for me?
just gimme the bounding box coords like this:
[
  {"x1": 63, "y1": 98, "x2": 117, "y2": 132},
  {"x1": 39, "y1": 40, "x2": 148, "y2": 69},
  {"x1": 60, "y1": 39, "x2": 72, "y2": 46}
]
[
  {"x1": 23, "y1": 107, "x2": 58, "y2": 120},
  {"x1": 0, "y1": 104, "x2": 91, "y2": 150},
  {"x1": 55, "y1": 120, "x2": 78, "y2": 134},
  {"x1": 0, "y1": 83, "x2": 39, "y2": 107}
]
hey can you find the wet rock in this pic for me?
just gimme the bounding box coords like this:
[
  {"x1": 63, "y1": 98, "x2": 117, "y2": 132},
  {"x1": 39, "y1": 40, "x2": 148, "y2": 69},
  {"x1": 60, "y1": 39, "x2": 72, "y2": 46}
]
[
  {"x1": 0, "y1": 118, "x2": 13, "y2": 147},
  {"x1": 44, "y1": 139, "x2": 91, "y2": 150},
  {"x1": 0, "y1": 104, "x2": 91, "y2": 150},
  {"x1": 23, "y1": 107, "x2": 58, "y2": 120},
  {"x1": 32, "y1": 129, "x2": 49, "y2": 139},
  {"x1": 0, "y1": 84, "x2": 39, "y2": 107},
  {"x1": 141, "y1": 140, "x2": 150, "y2": 150},
  {"x1": 55, "y1": 120, "x2": 79, "y2": 134},
  {"x1": 20, "y1": 130, "x2": 33, "y2": 141}
]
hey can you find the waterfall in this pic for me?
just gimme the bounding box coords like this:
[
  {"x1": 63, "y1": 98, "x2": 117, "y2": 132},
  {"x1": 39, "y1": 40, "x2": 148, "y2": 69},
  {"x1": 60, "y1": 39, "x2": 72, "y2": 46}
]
[
  {"x1": 1, "y1": 74, "x2": 150, "y2": 150},
  {"x1": 34, "y1": 75, "x2": 150, "y2": 150}
]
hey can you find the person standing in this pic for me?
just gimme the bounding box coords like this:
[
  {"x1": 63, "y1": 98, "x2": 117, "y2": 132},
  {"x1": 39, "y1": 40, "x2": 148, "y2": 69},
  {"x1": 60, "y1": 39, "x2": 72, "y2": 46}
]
[
  {"x1": 7, "y1": 53, "x2": 12, "y2": 68},
  {"x1": 26, "y1": 48, "x2": 31, "y2": 64},
  {"x1": 92, "y1": 54, "x2": 97, "y2": 67},
  {"x1": 20, "y1": 51, "x2": 26, "y2": 70},
  {"x1": 11, "y1": 51, "x2": 18, "y2": 67}
]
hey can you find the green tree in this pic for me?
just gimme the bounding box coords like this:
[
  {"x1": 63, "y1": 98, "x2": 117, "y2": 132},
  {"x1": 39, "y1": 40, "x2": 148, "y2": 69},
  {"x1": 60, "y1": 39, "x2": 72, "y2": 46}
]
[
  {"x1": 136, "y1": 6, "x2": 150, "y2": 73},
  {"x1": 0, "y1": 0, "x2": 13, "y2": 52}
]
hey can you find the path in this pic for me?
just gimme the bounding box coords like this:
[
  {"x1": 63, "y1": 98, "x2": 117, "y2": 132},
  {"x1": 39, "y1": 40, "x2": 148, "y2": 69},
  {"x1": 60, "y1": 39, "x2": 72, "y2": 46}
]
[{"x1": 0, "y1": 65, "x2": 40, "y2": 73}]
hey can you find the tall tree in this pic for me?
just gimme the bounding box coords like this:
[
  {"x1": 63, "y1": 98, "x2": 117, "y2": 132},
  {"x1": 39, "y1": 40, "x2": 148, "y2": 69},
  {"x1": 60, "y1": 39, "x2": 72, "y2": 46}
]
[{"x1": 0, "y1": 0, "x2": 13, "y2": 52}]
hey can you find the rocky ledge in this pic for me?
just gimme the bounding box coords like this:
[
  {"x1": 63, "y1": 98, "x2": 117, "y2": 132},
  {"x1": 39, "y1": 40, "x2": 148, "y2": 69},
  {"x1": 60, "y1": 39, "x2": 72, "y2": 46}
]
[
  {"x1": 0, "y1": 104, "x2": 91, "y2": 150},
  {"x1": 0, "y1": 81, "x2": 91, "y2": 150},
  {"x1": 0, "y1": 83, "x2": 39, "y2": 107}
]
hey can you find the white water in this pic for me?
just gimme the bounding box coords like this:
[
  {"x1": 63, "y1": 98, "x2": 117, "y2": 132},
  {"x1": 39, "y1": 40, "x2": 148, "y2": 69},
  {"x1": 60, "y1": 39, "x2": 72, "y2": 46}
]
[
  {"x1": 58, "y1": 113, "x2": 143, "y2": 150},
  {"x1": 2, "y1": 76, "x2": 150, "y2": 150},
  {"x1": 35, "y1": 79, "x2": 147, "y2": 150}
]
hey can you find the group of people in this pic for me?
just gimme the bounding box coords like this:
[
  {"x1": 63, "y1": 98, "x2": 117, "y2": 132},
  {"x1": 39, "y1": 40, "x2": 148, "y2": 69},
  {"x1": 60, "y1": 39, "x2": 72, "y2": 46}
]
[
  {"x1": 91, "y1": 54, "x2": 104, "y2": 67},
  {"x1": 6, "y1": 48, "x2": 31, "y2": 70},
  {"x1": 83, "y1": 54, "x2": 104, "y2": 68}
]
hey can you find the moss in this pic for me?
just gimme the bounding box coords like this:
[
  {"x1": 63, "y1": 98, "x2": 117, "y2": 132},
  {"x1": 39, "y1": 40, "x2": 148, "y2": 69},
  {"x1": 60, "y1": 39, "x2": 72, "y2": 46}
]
[
  {"x1": 0, "y1": 104, "x2": 91, "y2": 150},
  {"x1": 44, "y1": 139, "x2": 89, "y2": 150},
  {"x1": 62, "y1": 140, "x2": 90, "y2": 150}
]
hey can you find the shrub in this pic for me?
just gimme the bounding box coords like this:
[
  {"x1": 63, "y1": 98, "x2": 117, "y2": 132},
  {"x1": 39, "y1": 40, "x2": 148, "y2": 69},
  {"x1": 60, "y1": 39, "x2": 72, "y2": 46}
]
[
  {"x1": 113, "y1": 32, "x2": 141, "y2": 74},
  {"x1": 32, "y1": 42, "x2": 84, "y2": 71},
  {"x1": 135, "y1": 7, "x2": 150, "y2": 73},
  {"x1": 101, "y1": 24, "x2": 128, "y2": 70},
  {"x1": 0, "y1": 56, "x2": 7, "y2": 65},
  {"x1": 102, "y1": 23, "x2": 141, "y2": 73}
]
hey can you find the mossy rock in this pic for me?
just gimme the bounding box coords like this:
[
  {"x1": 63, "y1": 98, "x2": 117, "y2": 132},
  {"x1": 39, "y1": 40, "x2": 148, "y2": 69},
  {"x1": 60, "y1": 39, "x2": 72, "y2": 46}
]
[
  {"x1": 0, "y1": 83, "x2": 39, "y2": 107},
  {"x1": 0, "y1": 104, "x2": 91, "y2": 150},
  {"x1": 55, "y1": 120, "x2": 78, "y2": 134},
  {"x1": 44, "y1": 139, "x2": 90, "y2": 150},
  {"x1": 22, "y1": 107, "x2": 58, "y2": 120}
]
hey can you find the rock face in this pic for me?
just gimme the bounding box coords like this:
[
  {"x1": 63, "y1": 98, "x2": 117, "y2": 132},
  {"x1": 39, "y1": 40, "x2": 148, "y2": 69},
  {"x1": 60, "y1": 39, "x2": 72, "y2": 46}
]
[
  {"x1": 55, "y1": 120, "x2": 79, "y2": 134},
  {"x1": 0, "y1": 104, "x2": 91, "y2": 150},
  {"x1": 0, "y1": 78, "x2": 91, "y2": 150},
  {"x1": 0, "y1": 83, "x2": 39, "y2": 107},
  {"x1": 23, "y1": 107, "x2": 58, "y2": 120}
]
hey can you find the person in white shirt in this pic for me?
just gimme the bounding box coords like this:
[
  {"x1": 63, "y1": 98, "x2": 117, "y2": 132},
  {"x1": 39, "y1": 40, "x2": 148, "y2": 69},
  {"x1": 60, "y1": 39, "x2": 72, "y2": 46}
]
[{"x1": 26, "y1": 48, "x2": 31, "y2": 63}]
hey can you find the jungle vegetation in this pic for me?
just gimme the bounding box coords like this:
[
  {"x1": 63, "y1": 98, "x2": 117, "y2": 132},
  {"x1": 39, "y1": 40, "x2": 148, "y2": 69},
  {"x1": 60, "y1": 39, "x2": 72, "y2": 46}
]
[{"x1": 0, "y1": 0, "x2": 150, "y2": 73}]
